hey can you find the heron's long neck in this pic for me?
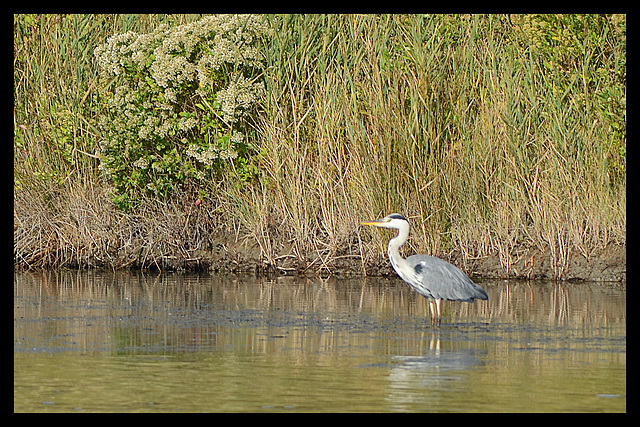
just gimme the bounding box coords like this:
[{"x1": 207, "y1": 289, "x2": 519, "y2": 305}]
[{"x1": 387, "y1": 224, "x2": 412, "y2": 282}]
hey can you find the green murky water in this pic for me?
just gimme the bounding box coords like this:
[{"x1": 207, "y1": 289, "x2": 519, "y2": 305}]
[{"x1": 14, "y1": 270, "x2": 625, "y2": 412}]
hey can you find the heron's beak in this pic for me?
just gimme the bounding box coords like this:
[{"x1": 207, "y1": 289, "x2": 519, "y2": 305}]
[{"x1": 360, "y1": 219, "x2": 386, "y2": 227}]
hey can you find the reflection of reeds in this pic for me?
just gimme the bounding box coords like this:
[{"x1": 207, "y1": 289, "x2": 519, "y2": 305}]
[{"x1": 15, "y1": 271, "x2": 626, "y2": 360}]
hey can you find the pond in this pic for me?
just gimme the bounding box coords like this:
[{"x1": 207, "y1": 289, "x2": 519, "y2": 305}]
[{"x1": 14, "y1": 270, "x2": 625, "y2": 412}]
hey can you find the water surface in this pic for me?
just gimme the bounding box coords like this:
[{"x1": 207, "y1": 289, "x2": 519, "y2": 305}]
[{"x1": 14, "y1": 270, "x2": 625, "y2": 412}]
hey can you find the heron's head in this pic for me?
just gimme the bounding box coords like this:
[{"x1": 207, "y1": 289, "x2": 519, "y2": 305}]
[{"x1": 361, "y1": 213, "x2": 409, "y2": 230}]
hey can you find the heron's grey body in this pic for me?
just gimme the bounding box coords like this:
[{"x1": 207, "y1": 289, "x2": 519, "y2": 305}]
[
  {"x1": 397, "y1": 254, "x2": 487, "y2": 302},
  {"x1": 362, "y1": 213, "x2": 487, "y2": 324}
]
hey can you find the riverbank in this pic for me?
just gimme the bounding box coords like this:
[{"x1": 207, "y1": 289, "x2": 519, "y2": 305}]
[
  {"x1": 161, "y1": 239, "x2": 627, "y2": 282},
  {"x1": 14, "y1": 15, "x2": 626, "y2": 281},
  {"x1": 148, "y1": 236, "x2": 627, "y2": 282},
  {"x1": 13, "y1": 181, "x2": 625, "y2": 281}
]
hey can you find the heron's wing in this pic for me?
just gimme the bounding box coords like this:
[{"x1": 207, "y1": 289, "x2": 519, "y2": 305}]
[{"x1": 409, "y1": 255, "x2": 488, "y2": 302}]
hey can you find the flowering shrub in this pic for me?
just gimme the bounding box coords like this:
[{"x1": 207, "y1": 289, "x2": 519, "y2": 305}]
[{"x1": 94, "y1": 14, "x2": 270, "y2": 210}]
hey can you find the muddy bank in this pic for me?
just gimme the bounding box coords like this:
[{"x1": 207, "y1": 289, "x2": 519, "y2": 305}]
[
  {"x1": 453, "y1": 244, "x2": 627, "y2": 282},
  {"x1": 116, "y1": 237, "x2": 625, "y2": 282},
  {"x1": 13, "y1": 223, "x2": 625, "y2": 281}
]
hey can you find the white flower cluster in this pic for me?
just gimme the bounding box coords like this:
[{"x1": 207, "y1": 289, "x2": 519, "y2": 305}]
[
  {"x1": 178, "y1": 116, "x2": 198, "y2": 132},
  {"x1": 185, "y1": 141, "x2": 238, "y2": 166},
  {"x1": 151, "y1": 52, "x2": 197, "y2": 89},
  {"x1": 94, "y1": 14, "x2": 269, "y2": 191},
  {"x1": 93, "y1": 31, "x2": 140, "y2": 75},
  {"x1": 95, "y1": 14, "x2": 269, "y2": 139},
  {"x1": 216, "y1": 74, "x2": 265, "y2": 124},
  {"x1": 133, "y1": 157, "x2": 149, "y2": 169}
]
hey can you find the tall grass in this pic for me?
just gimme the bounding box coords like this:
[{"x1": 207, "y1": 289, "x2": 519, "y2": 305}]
[
  {"x1": 14, "y1": 14, "x2": 626, "y2": 278},
  {"x1": 234, "y1": 14, "x2": 626, "y2": 277},
  {"x1": 14, "y1": 15, "x2": 204, "y2": 182}
]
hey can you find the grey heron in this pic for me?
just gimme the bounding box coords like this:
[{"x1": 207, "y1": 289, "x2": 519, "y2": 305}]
[{"x1": 361, "y1": 213, "x2": 488, "y2": 325}]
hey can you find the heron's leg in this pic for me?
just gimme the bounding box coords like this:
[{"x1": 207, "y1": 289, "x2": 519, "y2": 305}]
[
  {"x1": 428, "y1": 299, "x2": 436, "y2": 325},
  {"x1": 435, "y1": 299, "x2": 442, "y2": 326}
]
